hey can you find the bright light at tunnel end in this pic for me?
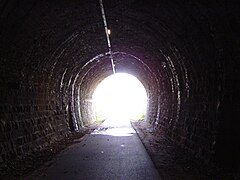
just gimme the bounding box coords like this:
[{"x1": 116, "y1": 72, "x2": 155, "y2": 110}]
[{"x1": 92, "y1": 73, "x2": 147, "y2": 123}]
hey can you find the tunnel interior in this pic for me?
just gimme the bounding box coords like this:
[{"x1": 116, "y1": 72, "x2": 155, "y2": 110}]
[{"x1": 0, "y1": 0, "x2": 239, "y2": 174}]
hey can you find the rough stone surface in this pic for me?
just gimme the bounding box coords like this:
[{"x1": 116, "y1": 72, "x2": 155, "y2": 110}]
[
  {"x1": 0, "y1": 0, "x2": 239, "y2": 174},
  {"x1": 132, "y1": 121, "x2": 240, "y2": 179},
  {"x1": 0, "y1": 123, "x2": 99, "y2": 179}
]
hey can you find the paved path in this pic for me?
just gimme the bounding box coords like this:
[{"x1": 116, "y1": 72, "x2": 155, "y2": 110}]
[{"x1": 26, "y1": 119, "x2": 161, "y2": 180}]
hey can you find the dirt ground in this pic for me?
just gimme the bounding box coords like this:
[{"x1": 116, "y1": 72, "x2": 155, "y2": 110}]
[
  {"x1": 0, "y1": 123, "x2": 99, "y2": 180},
  {"x1": 131, "y1": 121, "x2": 240, "y2": 180},
  {"x1": 0, "y1": 121, "x2": 239, "y2": 179}
]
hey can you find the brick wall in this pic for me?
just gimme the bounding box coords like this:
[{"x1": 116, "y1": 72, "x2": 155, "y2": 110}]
[{"x1": 0, "y1": 0, "x2": 239, "y2": 169}]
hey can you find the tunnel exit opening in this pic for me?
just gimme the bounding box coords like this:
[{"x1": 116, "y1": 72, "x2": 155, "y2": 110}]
[{"x1": 92, "y1": 73, "x2": 147, "y2": 126}]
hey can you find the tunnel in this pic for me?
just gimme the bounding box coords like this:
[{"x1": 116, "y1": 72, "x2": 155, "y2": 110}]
[{"x1": 0, "y1": 0, "x2": 239, "y2": 178}]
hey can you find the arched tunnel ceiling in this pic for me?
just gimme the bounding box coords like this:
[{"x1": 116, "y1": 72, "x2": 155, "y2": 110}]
[
  {"x1": 0, "y1": 0, "x2": 225, "y2": 111},
  {"x1": 0, "y1": 0, "x2": 223, "y2": 80},
  {"x1": 0, "y1": 0, "x2": 239, "y2": 170},
  {"x1": 0, "y1": 0, "x2": 232, "y2": 126}
]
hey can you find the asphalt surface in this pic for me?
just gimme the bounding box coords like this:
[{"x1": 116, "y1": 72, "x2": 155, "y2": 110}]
[{"x1": 26, "y1": 119, "x2": 161, "y2": 180}]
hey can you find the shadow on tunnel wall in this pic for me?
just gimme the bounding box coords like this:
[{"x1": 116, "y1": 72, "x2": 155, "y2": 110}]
[{"x1": 215, "y1": 84, "x2": 240, "y2": 171}]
